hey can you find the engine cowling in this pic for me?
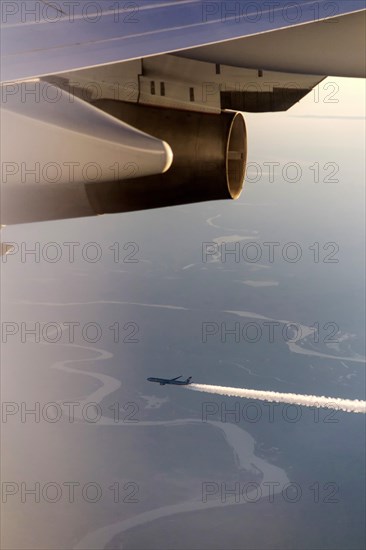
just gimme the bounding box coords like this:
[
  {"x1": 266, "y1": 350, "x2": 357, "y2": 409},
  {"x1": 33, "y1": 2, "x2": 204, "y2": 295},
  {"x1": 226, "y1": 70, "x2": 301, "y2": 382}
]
[
  {"x1": 1, "y1": 100, "x2": 247, "y2": 224},
  {"x1": 86, "y1": 100, "x2": 247, "y2": 214}
]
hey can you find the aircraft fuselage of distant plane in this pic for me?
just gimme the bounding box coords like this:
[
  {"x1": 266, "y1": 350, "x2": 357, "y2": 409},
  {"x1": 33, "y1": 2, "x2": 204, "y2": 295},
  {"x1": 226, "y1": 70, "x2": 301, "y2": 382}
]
[{"x1": 147, "y1": 376, "x2": 192, "y2": 386}]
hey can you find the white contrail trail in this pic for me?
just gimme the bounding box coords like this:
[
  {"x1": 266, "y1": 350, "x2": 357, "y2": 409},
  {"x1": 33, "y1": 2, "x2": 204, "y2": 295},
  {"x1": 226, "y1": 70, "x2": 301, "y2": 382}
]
[{"x1": 187, "y1": 384, "x2": 366, "y2": 414}]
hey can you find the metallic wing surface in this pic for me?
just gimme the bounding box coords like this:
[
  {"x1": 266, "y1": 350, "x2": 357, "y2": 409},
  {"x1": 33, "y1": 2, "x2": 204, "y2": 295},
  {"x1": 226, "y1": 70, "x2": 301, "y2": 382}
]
[{"x1": 1, "y1": 1, "x2": 365, "y2": 82}]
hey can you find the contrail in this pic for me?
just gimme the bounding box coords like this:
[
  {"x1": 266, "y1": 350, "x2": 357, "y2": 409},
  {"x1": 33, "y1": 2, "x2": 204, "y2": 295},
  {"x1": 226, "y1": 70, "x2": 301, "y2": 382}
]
[{"x1": 187, "y1": 384, "x2": 366, "y2": 414}]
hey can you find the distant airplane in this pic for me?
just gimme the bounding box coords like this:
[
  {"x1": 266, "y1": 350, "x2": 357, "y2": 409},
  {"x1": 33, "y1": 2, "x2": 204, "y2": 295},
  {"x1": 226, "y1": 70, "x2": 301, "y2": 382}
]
[{"x1": 147, "y1": 376, "x2": 192, "y2": 386}]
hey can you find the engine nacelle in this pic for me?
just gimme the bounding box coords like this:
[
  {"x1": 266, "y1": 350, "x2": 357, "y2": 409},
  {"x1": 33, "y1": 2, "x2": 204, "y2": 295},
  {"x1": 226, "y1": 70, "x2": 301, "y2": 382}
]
[
  {"x1": 86, "y1": 101, "x2": 247, "y2": 213},
  {"x1": 1, "y1": 101, "x2": 247, "y2": 224}
]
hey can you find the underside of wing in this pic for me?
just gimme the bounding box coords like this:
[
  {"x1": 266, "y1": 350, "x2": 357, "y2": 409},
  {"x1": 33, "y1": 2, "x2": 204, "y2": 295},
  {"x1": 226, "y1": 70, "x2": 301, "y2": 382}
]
[{"x1": 1, "y1": 0, "x2": 365, "y2": 83}]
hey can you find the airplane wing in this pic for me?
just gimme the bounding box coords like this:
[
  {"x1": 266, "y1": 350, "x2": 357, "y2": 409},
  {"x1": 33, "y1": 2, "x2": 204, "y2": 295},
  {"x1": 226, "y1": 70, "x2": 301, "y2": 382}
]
[
  {"x1": 1, "y1": 0, "x2": 365, "y2": 82},
  {"x1": 171, "y1": 376, "x2": 183, "y2": 381},
  {"x1": 1, "y1": 0, "x2": 365, "y2": 225}
]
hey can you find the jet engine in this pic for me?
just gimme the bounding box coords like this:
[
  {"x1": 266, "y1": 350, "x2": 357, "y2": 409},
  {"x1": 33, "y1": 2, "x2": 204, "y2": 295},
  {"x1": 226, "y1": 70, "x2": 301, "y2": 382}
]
[
  {"x1": 1, "y1": 87, "x2": 247, "y2": 224},
  {"x1": 86, "y1": 100, "x2": 247, "y2": 214}
]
